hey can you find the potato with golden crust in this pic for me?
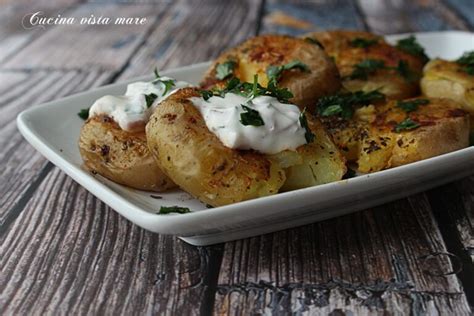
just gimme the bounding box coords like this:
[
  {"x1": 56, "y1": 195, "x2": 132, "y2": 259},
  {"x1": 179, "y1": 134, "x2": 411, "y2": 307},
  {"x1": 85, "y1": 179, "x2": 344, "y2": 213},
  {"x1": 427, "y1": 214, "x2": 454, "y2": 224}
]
[
  {"x1": 146, "y1": 88, "x2": 346, "y2": 206},
  {"x1": 304, "y1": 30, "x2": 425, "y2": 99},
  {"x1": 421, "y1": 57, "x2": 474, "y2": 132},
  {"x1": 200, "y1": 34, "x2": 341, "y2": 111},
  {"x1": 79, "y1": 115, "x2": 176, "y2": 191},
  {"x1": 321, "y1": 97, "x2": 470, "y2": 173}
]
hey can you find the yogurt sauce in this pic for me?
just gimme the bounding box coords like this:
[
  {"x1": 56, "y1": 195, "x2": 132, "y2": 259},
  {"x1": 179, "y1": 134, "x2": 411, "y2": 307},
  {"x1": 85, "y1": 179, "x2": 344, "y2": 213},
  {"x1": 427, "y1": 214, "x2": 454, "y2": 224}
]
[
  {"x1": 190, "y1": 93, "x2": 308, "y2": 154},
  {"x1": 89, "y1": 77, "x2": 190, "y2": 131}
]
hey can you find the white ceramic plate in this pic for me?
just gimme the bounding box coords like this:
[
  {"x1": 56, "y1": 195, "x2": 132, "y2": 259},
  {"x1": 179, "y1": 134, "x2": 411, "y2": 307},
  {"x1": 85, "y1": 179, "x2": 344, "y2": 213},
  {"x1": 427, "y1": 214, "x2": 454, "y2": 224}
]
[{"x1": 17, "y1": 31, "x2": 474, "y2": 245}]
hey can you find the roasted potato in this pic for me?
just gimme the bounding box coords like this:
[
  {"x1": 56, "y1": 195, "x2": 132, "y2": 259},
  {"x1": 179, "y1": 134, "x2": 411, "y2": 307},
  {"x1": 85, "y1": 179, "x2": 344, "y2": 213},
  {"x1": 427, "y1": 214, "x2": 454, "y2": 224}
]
[
  {"x1": 421, "y1": 58, "x2": 474, "y2": 132},
  {"x1": 304, "y1": 30, "x2": 425, "y2": 99},
  {"x1": 146, "y1": 88, "x2": 346, "y2": 206},
  {"x1": 200, "y1": 34, "x2": 341, "y2": 111},
  {"x1": 79, "y1": 115, "x2": 176, "y2": 191},
  {"x1": 321, "y1": 97, "x2": 470, "y2": 173}
]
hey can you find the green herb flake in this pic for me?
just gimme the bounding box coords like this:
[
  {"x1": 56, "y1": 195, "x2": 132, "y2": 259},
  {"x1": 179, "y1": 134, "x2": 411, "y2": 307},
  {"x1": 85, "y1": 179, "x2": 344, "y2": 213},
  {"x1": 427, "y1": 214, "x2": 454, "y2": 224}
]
[
  {"x1": 396, "y1": 36, "x2": 429, "y2": 63},
  {"x1": 350, "y1": 38, "x2": 378, "y2": 48},
  {"x1": 200, "y1": 89, "x2": 214, "y2": 101},
  {"x1": 266, "y1": 60, "x2": 310, "y2": 83},
  {"x1": 215, "y1": 60, "x2": 237, "y2": 80},
  {"x1": 266, "y1": 79, "x2": 293, "y2": 103},
  {"x1": 304, "y1": 37, "x2": 324, "y2": 49},
  {"x1": 396, "y1": 98, "x2": 430, "y2": 112},
  {"x1": 342, "y1": 168, "x2": 357, "y2": 179},
  {"x1": 394, "y1": 118, "x2": 420, "y2": 132},
  {"x1": 299, "y1": 108, "x2": 315, "y2": 143},
  {"x1": 456, "y1": 51, "x2": 474, "y2": 76},
  {"x1": 395, "y1": 60, "x2": 416, "y2": 82},
  {"x1": 78, "y1": 108, "x2": 90, "y2": 120},
  {"x1": 240, "y1": 104, "x2": 265, "y2": 126},
  {"x1": 348, "y1": 59, "x2": 386, "y2": 80},
  {"x1": 158, "y1": 206, "x2": 191, "y2": 214},
  {"x1": 317, "y1": 90, "x2": 385, "y2": 119},
  {"x1": 145, "y1": 93, "x2": 158, "y2": 108},
  {"x1": 219, "y1": 76, "x2": 293, "y2": 103},
  {"x1": 152, "y1": 67, "x2": 175, "y2": 96}
]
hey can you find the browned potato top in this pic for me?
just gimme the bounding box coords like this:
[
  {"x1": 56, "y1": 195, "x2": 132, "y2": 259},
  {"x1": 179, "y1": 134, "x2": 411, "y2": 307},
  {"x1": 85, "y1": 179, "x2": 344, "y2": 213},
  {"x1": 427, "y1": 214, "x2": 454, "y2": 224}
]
[
  {"x1": 305, "y1": 30, "x2": 425, "y2": 99},
  {"x1": 200, "y1": 34, "x2": 341, "y2": 110}
]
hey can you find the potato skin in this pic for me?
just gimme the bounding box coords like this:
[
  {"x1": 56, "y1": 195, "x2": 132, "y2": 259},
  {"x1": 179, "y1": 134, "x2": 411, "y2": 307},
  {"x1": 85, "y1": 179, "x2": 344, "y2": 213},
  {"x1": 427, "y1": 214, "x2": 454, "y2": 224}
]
[
  {"x1": 79, "y1": 115, "x2": 175, "y2": 191},
  {"x1": 304, "y1": 30, "x2": 425, "y2": 99},
  {"x1": 421, "y1": 59, "x2": 474, "y2": 132},
  {"x1": 146, "y1": 88, "x2": 286, "y2": 207},
  {"x1": 321, "y1": 98, "x2": 470, "y2": 173},
  {"x1": 146, "y1": 88, "x2": 346, "y2": 206},
  {"x1": 200, "y1": 34, "x2": 341, "y2": 111}
]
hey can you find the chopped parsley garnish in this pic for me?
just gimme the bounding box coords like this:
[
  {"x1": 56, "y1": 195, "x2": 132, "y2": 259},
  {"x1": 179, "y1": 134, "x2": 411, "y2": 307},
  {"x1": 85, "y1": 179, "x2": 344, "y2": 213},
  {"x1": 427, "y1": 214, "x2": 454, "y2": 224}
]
[
  {"x1": 350, "y1": 38, "x2": 378, "y2": 48},
  {"x1": 304, "y1": 37, "x2": 324, "y2": 49},
  {"x1": 317, "y1": 90, "x2": 385, "y2": 119},
  {"x1": 158, "y1": 206, "x2": 191, "y2": 214},
  {"x1": 299, "y1": 108, "x2": 315, "y2": 143},
  {"x1": 395, "y1": 60, "x2": 416, "y2": 82},
  {"x1": 145, "y1": 93, "x2": 158, "y2": 108},
  {"x1": 396, "y1": 98, "x2": 429, "y2": 112},
  {"x1": 266, "y1": 60, "x2": 310, "y2": 83},
  {"x1": 240, "y1": 103, "x2": 265, "y2": 126},
  {"x1": 214, "y1": 76, "x2": 294, "y2": 103},
  {"x1": 456, "y1": 51, "x2": 474, "y2": 75},
  {"x1": 78, "y1": 108, "x2": 89, "y2": 120},
  {"x1": 215, "y1": 60, "x2": 237, "y2": 80},
  {"x1": 348, "y1": 59, "x2": 386, "y2": 80},
  {"x1": 266, "y1": 79, "x2": 293, "y2": 103},
  {"x1": 348, "y1": 58, "x2": 416, "y2": 82},
  {"x1": 200, "y1": 89, "x2": 214, "y2": 101},
  {"x1": 396, "y1": 36, "x2": 429, "y2": 63},
  {"x1": 342, "y1": 168, "x2": 357, "y2": 179},
  {"x1": 152, "y1": 67, "x2": 175, "y2": 96},
  {"x1": 394, "y1": 118, "x2": 420, "y2": 132}
]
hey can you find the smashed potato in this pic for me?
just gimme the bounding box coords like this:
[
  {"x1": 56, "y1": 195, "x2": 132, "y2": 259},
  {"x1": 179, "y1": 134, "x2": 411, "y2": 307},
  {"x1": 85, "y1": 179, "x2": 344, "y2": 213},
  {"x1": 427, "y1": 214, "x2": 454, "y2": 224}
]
[
  {"x1": 146, "y1": 88, "x2": 346, "y2": 206},
  {"x1": 200, "y1": 34, "x2": 341, "y2": 110},
  {"x1": 79, "y1": 115, "x2": 176, "y2": 191},
  {"x1": 321, "y1": 97, "x2": 470, "y2": 173},
  {"x1": 421, "y1": 58, "x2": 474, "y2": 132},
  {"x1": 304, "y1": 30, "x2": 425, "y2": 99}
]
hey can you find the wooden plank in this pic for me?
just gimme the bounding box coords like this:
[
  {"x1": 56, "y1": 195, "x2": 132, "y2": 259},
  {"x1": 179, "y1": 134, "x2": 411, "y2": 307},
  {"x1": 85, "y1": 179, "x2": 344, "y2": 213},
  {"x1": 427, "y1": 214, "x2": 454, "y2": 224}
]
[
  {"x1": 214, "y1": 195, "x2": 472, "y2": 314},
  {"x1": 2, "y1": 3, "x2": 169, "y2": 71},
  {"x1": 212, "y1": 1, "x2": 473, "y2": 313},
  {"x1": 0, "y1": 69, "x2": 111, "y2": 226},
  {"x1": 0, "y1": 1, "x2": 262, "y2": 314},
  {"x1": 356, "y1": 0, "x2": 469, "y2": 34},
  {"x1": 260, "y1": 0, "x2": 366, "y2": 36},
  {"x1": 0, "y1": 0, "x2": 80, "y2": 63},
  {"x1": 443, "y1": 0, "x2": 474, "y2": 29},
  {"x1": 0, "y1": 167, "x2": 221, "y2": 315},
  {"x1": 118, "y1": 0, "x2": 264, "y2": 79}
]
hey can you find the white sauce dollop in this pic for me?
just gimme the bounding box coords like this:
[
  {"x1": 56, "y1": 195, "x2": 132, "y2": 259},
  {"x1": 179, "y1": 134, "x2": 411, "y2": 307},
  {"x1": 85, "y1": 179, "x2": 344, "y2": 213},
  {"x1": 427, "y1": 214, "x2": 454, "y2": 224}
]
[
  {"x1": 89, "y1": 77, "x2": 190, "y2": 131},
  {"x1": 190, "y1": 93, "x2": 307, "y2": 154}
]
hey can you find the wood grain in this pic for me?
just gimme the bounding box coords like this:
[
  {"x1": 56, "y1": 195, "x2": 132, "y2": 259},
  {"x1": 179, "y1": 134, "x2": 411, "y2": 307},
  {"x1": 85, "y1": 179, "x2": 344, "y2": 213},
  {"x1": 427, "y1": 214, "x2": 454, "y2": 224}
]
[
  {"x1": 0, "y1": 0, "x2": 261, "y2": 314},
  {"x1": 0, "y1": 167, "x2": 220, "y2": 315},
  {"x1": 118, "y1": 0, "x2": 264, "y2": 79},
  {"x1": 0, "y1": 69, "x2": 110, "y2": 226},
  {"x1": 0, "y1": 0, "x2": 80, "y2": 63},
  {"x1": 3, "y1": 3, "x2": 168, "y2": 71},
  {"x1": 260, "y1": 0, "x2": 366, "y2": 36},
  {"x1": 213, "y1": 195, "x2": 472, "y2": 314},
  {"x1": 1, "y1": 0, "x2": 473, "y2": 314},
  {"x1": 356, "y1": 0, "x2": 468, "y2": 34}
]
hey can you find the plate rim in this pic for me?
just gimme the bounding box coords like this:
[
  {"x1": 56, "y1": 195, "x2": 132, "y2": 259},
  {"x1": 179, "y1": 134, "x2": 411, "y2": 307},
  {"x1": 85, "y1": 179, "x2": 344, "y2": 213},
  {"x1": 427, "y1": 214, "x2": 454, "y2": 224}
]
[{"x1": 16, "y1": 30, "x2": 474, "y2": 236}]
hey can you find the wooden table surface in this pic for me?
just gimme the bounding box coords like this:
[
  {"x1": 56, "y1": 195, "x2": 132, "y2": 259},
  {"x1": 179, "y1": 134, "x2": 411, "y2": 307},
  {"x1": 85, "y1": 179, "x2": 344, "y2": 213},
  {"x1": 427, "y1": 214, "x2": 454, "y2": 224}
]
[{"x1": 1, "y1": 0, "x2": 473, "y2": 314}]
